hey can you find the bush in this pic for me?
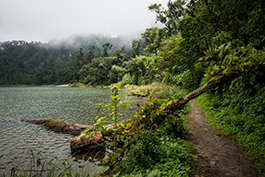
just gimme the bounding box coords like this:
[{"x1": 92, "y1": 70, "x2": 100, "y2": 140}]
[
  {"x1": 113, "y1": 130, "x2": 192, "y2": 176},
  {"x1": 119, "y1": 73, "x2": 133, "y2": 87}
]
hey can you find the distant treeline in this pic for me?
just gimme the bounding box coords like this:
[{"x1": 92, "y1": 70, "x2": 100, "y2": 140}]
[{"x1": 0, "y1": 34, "x2": 146, "y2": 85}]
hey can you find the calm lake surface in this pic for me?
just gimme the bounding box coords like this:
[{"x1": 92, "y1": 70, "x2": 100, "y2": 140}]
[{"x1": 0, "y1": 87, "x2": 145, "y2": 173}]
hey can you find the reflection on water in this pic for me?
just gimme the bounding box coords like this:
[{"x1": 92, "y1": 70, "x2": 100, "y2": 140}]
[{"x1": 0, "y1": 87, "x2": 145, "y2": 173}]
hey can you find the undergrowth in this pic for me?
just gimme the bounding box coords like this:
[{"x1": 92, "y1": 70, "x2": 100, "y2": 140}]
[
  {"x1": 113, "y1": 131, "x2": 192, "y2": 177},
  {"x1": 105, "y1": 83, "x2": 193, "y2": 176}
]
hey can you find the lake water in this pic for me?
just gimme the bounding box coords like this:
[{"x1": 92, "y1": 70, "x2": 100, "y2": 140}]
[{"x1": 0, "y1": 87, "x2": 145, "y2": 174}]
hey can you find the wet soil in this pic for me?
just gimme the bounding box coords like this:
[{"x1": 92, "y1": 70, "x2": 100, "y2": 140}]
[{"x1": 187, "y1": 100, "x2": 259, "y2": 177}]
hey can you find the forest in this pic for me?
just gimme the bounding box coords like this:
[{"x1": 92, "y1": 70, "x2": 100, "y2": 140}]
[
  {"x1": 0, "y1": 34, "x2": 139, "y2": 85},
  {"x1": 1, "y1": 0, "x2": 265, "y2": 176}
]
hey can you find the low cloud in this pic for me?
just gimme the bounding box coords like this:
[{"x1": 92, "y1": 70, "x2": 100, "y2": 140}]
[{"x1": 0, "y1": 0, "x2": 168, "y2": 42}]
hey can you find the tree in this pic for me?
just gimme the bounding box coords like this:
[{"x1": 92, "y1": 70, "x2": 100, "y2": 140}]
[
  {"x1": 125, "y1": 55, "x2": 156, "y2": 85},
  {"x1": 102, "y1": 43, "x2": 113, "y2": 57},
  {"x1": 85, "y1": 46, "x2": 95, "y2": 64},
  {"x1": 108, "y1": 65, "x2": 126, "y2": 84},
  {"x1": 131, "y1": 39, "x2": 146, "y2": 58},
  {"x1": 148, "y1": 1, "x2": 185, "y2": 36},
  {"x1": 141, "y1": 27, "x2": 165, "y2": 55},
  {"x1": 71, "y1": 48, "x2": 85, "y2": 82}
]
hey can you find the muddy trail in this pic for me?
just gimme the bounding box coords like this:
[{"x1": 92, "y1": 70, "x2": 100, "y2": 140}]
[{"x1": 186, "y1": 100, "x2": 259, "y2": 177}]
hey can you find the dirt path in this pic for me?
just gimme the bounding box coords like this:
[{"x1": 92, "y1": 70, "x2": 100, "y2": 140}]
[{"x1": 186, "y1": 100, "x2": 258, "y2": 177}]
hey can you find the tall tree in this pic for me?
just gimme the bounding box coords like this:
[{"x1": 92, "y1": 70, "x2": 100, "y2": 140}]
[
  {"x1": 102, "y1": 43, "x2": 113, "y2": 57},
  {"x1": 71, "y1": 48, "x2": 85, "y2": 82},
  {"x1": 85, "y1": 46, "x2": 95, "y2": 64},
  {"x1": 141, "y1": 27, "x2": 165, "y2": 55}
]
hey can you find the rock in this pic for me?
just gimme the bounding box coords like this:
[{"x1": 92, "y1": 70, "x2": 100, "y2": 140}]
[
  {"x1": 210, "y1": 160, "x2": 217, "y2": 166},
  {"x1": 70, "y1": 132, "x2": 106, "y2": 153}
]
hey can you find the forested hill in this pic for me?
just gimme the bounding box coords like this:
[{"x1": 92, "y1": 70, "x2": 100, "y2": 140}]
[{"x1": 0, "y1": 34, "x2": 142, "y2": 85}]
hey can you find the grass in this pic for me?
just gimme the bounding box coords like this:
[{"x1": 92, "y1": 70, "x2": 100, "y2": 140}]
[
  {"x1": 0, "y1": 150, "x2": 106, "y2": 177},
  {"x1": 131, "y1": 82, "x2": 188, "y2": 99},
  {"x1": 180, "y1": 103, "x2": 192, "y2": 124},
  {"x1": 193, "y1": 94, "x2": 231, "y2": 135}
]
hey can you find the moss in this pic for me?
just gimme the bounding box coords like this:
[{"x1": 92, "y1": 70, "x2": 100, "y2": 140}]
[{"x1": 43, "y1": 119, "x2": 66, "y2": 131}]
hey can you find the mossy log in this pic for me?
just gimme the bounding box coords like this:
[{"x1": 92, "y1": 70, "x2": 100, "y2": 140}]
[
  {"x1": 22, "y1": 119, "x2": 94, "y2": 136},
  {"x1": 127, "y1": 59, "x2": 265, "y2": 132},
  {"x1": 127, "y1": 92, "x2": 149, "y2": 98},
  {"x1": 159, "y1": 58, "x2": 265, "y2": 116}
]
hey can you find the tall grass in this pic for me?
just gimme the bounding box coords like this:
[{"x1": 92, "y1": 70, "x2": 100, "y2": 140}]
[
  {"x1": 131, "y1": 82, "x2": 188, "y2": 99},
  {"x1": 0, "y1": 150, "x2": 106, "y2": 177}
]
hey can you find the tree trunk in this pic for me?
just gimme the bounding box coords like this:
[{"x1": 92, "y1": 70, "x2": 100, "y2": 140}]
[{"x1": 160, "y1": 58, "x2": 265, "y2": 115}]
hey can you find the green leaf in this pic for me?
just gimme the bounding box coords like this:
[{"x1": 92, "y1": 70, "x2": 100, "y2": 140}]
[
  {"x1": 85, "y1": 133, "x2": 92, "y2": 139},
  {"x1": 119, "y1": 122, "x2": 124, "y2": 128},
  {"x1": 81, "y1": 128, "x2": 91, "y2": 134},
  {"x1": 122, "y1": 104, "x2": 128, "y2": 110},
  {"x1": 97, "y1": 107, "x2": 101, "y2": 114}
]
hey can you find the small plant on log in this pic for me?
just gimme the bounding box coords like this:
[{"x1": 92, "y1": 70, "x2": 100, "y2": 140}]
[{"x1": 81, "y1": 85, "x2": 130, "y2": 152}]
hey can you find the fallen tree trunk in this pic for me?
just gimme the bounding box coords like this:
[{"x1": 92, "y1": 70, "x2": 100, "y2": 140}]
[
  {"x1": 132, "y1": 59, "x2": 265, "y2": 131},
  {"x1": 22, "y1": 119, "x2": 94, "y2": 136},
  {"x1": 160, "y1": 58, "x2": 265, "y2": 116},
  {"x1": 128, "y1": 92, "x2": 149, "y2": 98},
  {"x1": 23, "y1": 119, "x2": 106, "y2": 153}
]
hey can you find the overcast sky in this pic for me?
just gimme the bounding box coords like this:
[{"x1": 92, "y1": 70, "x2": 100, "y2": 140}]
[{"x1": 0, "y1": 0, "x2": 169, "y2": 42}]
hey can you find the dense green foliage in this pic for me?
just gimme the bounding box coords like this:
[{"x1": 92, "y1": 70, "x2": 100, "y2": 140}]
[
  {"x1": 97, "y1": 86, "x2": 192, "y2": 176},
  {"x1": 0, "y1": 35, "x2": 136, "y2": 85},
  {"x1": 113, "y1": 130, "x2": 191, "y2": 177},
  {"x1": 110, "y1": 0, "x2": 265, "y2": 175}
]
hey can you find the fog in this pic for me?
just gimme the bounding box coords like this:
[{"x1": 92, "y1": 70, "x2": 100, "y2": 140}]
[{"x1": 0, "y1": 0, "x2": 168, "y2": 42}]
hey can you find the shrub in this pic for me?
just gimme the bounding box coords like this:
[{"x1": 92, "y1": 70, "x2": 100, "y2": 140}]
[{"x1": 113, "y1": 130, "x2": 192, "y2": 177}]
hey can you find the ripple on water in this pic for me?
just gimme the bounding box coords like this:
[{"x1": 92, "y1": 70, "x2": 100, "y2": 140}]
[{"x1": 0, "y1": 119, "x2": 74, "y2": 171}]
